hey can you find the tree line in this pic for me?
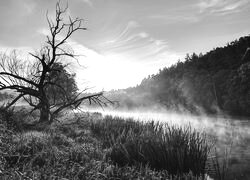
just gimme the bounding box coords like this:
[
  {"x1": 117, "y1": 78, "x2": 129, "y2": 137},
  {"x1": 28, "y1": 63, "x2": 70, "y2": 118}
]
[{"x1": 108, "y1": 35, "x2": 250, "y2": 117}]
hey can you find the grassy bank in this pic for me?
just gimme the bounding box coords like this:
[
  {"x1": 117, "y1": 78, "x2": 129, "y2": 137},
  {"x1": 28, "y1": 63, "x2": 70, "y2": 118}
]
[{"x1": 1, "y1": 107, "x2": 214, "y2": 179}]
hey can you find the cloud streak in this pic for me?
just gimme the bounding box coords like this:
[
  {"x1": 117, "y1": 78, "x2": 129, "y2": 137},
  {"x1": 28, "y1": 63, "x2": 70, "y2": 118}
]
[
  {"x1": 148, "y1": 14, "x2": 200, "y2": 24},
  {"x1": 81, "y1": 0, "x2": 94, "y2": 7},
  {"x1": 196, "y1": 0, "x2": 249, "y2": 15},
  {"x1": 98, "y1": 20, "x2": 180, "y2": 63}
]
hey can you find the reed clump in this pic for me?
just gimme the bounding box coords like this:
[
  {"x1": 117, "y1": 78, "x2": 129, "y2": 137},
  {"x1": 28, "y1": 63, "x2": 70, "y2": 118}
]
[{"x1": 91, "y1": 115, "x2": 212, "y2": 176}]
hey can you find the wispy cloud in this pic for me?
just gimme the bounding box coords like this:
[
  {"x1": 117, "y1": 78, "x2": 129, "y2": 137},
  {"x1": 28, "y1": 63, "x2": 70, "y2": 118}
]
[
  {"x1": 98, "y1": 20, "x2": 180, "y2": 62},
  {"x1": 149, "y1": 14, "x2": 200, "y2": 24},
  {"x1": 148, "y1": 4, "x2": 202, "y2": 24},
  {"x1": 22, "y1": 0, "x2": 36, "y2": 15},
  {"x1": 94, "y1": 20, "x2": 182, "y2": 84},
  {"x1": 0, "y1": 44, "x2": 32, "y2": 56},
  {"x1": 148, "y1": 0, "x2": 250, "y2": 25},
  {"x1": 197, "y1": 0, "x2": 221, "y2": 12},
  {"x1": 104, "y1": 21, "x2": 140, "y2": 44},
  {"x1": 81, "y1": 0, "x2": 94, "y2": 7},
  {"x1": 196, "y1": 0, "x2": 249, "y2": 15}
]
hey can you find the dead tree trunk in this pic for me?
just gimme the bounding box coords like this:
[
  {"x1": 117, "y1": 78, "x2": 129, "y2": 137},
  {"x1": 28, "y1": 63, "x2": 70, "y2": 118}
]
[
  {"x1": 0, "y1": 2, "x2": 109, "y2": 125},
  {"x1": 39, "y1": 101, "x2": 50, "y2": 123}
]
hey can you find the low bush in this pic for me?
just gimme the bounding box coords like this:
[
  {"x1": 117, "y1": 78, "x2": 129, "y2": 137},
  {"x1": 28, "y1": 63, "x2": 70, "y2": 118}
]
[
  {"x1": 90, "y1": 115, "x2": 147, "y2": 147},
  {"x1": 0, "y1": 106, "x2": 37, "y2": 131},
  {"x1": 91, "y1": 116, "x2": 212, "y2": 176}
]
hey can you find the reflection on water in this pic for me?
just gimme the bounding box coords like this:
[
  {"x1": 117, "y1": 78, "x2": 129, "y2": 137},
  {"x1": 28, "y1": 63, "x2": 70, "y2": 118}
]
[{"x1": 82, "y1": 108, "x2": 250, "y2": 180}]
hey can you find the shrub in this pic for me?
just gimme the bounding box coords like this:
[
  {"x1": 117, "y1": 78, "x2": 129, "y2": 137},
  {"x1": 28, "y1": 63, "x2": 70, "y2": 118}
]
[
  {"x1": 0, "y1": 116, "x2": 14, "y2": 172},
  {"x1": 0, "y1": 106, "x2": 37, "y2": 131},
  {"x1": 91, "y1": 116, "x2": 212, "y2": 176},
  {"x1": 90, "y1": 115, "x2": 147, "y2": 147},
  {"x1": 0, "y1": 106, "x2": 17, "y2": 130}
]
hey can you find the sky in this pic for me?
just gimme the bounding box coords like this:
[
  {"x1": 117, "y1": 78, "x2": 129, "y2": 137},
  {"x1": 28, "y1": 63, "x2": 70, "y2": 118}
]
[{"x1": 0, "y1": 0, "x2": 249, "y2": 92}]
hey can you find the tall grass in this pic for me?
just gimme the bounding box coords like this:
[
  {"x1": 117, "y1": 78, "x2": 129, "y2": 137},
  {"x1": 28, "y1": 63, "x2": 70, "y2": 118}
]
[
  {"x1": 91, "y1": 116, "x2": 145, "y2": 147},
  {"x1": 91, "y1": 115, "x2": 212, "y2": 176},
  {"x1": 1, "y1": 109, "x2": 212, "y2": 179},
  {"x1": 205, "y1": 145, "x2": 232, "y2": 180}
]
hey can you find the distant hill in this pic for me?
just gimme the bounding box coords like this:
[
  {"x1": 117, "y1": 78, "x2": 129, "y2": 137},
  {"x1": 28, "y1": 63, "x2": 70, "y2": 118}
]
[{"x1": 107, "y1": 35, "x2": 250, "y2": 116}]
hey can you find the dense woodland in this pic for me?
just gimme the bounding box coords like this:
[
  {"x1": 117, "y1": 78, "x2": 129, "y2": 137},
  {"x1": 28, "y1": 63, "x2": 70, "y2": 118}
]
[{"x1": 107, "y1": 35, "x2": 250, "y2": 117}]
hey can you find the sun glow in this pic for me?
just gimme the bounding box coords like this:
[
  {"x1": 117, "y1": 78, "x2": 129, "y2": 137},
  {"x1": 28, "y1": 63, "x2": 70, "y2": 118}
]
[
  {"x1": 71, "y1": 44, "x2": 182, "y2": 92},
  {"x1": 75, "y1": 53, "x2": 150, "y2": 92},
  {"x1": 68, "y1": 40, "x2": 167, "y2": 92}
]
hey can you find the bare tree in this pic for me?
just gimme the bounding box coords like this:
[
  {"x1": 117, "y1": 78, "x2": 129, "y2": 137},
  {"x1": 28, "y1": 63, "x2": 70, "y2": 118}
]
[{"x1": 0, "y1": 2, "x2": 108, "y2": 123}]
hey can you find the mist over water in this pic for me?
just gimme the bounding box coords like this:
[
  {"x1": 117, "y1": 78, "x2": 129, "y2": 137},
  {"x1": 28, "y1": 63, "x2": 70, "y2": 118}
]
[
  {"x1": 82, "y1": 107, "x2": 249, "y2": 136},
  {"x1": 82, "y1": 106, "x2": 250, "y2": 148},
  {"x1": 80, "y1": 107, "x2": 250, "y2": 179}
]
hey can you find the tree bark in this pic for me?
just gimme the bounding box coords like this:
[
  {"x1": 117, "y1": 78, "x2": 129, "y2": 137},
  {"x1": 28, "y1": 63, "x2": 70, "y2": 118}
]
[{"x1": 39, "y1": 100, "x2": 50, "y2": 123}]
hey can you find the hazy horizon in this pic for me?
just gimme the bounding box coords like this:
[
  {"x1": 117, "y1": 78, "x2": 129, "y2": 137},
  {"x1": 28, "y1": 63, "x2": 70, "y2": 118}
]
[{"x1": 0, "y1": 0, "x2": 249, "y2": 91}]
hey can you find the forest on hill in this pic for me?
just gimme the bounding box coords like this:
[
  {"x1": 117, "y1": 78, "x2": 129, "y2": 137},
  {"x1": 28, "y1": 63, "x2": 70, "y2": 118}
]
[{"x1": 107, "y1": 35, "x2": 250, "y2": 117}]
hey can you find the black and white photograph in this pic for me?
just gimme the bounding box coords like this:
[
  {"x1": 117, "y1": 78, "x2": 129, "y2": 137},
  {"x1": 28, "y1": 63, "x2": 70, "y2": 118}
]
[{"x1": 0, "y1": 0, "x2": 249, "y2": 179}]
